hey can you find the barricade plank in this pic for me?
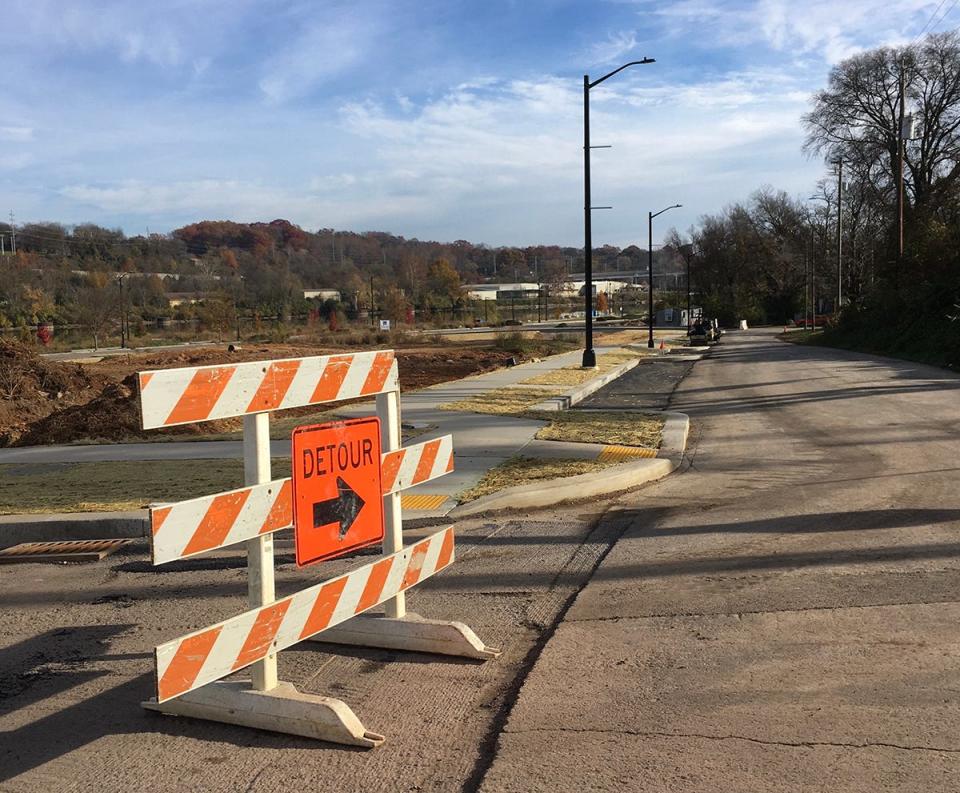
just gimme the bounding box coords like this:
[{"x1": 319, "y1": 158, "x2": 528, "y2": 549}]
[
  {"x1": 150, "y1": 436, "x2": 454, "y2": 564},
  {"x1": 138, "y1": 350, "x2": 397, "y2": 429},
  {"x1": 155, "y1": 527, "x2": 455, "y2": 702}
]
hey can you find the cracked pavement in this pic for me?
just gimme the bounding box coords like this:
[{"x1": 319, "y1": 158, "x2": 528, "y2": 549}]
[{"x1": 478, "y1": 328, "x2": 960, "y2": 792}]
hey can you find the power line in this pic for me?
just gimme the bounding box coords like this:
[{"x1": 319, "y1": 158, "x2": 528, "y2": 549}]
[{"x1": 912, "y1": 0, "x2": 960, "y2": 44}]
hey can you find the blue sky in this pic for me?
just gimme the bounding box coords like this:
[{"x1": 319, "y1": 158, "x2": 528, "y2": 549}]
[{"x1": 2, "y1": 0, "x2": 957, "y2": 247}]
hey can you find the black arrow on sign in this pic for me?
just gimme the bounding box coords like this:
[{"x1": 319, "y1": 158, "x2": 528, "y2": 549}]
[{"x1": 313, "y1": 477, "x2": 366, "y2": 539}]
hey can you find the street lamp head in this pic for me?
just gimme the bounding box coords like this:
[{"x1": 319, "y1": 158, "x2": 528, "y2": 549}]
[
  {"x1": 588, "y1": 57, "x2": 656, "y2": 89},
  {"x1": 651, "y1": 203, "x2": 683, "y2": 219}
]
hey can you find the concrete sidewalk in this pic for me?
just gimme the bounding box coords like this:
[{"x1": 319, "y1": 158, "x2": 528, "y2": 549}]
[{"x1": 1, "y1": 343, "x2": 692, "y2": 541}]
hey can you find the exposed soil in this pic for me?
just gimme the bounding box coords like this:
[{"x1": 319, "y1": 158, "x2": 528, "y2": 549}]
[
  {"x1": 3, "y1": 341, "x2": 525, "y2": 446},
  {"x1": 0, "y1": 340, "x2": 112, "y2": 446}
]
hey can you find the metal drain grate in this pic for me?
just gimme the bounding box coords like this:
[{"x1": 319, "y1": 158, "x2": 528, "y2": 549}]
[{"x1": 0, "y1": 539, "x2": 133, "y2": 564}]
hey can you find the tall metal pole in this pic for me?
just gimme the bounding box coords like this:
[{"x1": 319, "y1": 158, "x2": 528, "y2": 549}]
[
  {"x1": 836, "y1": 158, "x2": 843, "y2": 310},
  {"x1": 582, "y1": 74, "x2": 596, "y2": 368},
  {"x1": 897, "y1": 63, "x2": 906, "y2": 265},
  {"x1": 580, "y1": 58, "x2": 655, "y2": 364},
  {"x1": 646, "y1": 204, "x2": 681, "y2": 348},
  {"x1": 647, "y1": 212, "x2": 654, "y2": 348},
  {"x1": 686, "y1": 251, "x2": 691, "y2": 334}
]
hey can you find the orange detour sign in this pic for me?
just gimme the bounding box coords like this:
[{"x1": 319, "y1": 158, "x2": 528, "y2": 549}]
[{"x1": 292, "y1": 417, "x2": 384, "y2": 566}]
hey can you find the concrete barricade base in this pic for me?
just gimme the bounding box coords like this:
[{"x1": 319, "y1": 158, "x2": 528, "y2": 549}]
[
  {"x1": 310, "y1": 611, "x2": 501, "y2": 660},
  {"x1": 143, "y1": 680, "x2": 385, "y2": 748}
]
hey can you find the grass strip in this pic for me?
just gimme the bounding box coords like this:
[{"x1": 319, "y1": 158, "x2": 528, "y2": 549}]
[
  {"x1": 458, "y1": 456, "x2": 621, "y2": 502},
  {"x1": 519, "y1": 350, "x2": 640, "y2": 387},
  {"x1": 441, "y1": 387, "x2": 560, "y2": 415},
  {"x1": 531, "y1": 410, "x2": 664, "y2": 448},
  {"x1": 0, "y1": 458, "x2": 291, "y2": 514}
]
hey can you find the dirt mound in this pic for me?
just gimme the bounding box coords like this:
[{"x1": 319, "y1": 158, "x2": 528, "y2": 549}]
[
  {"x1": 4, "y1": 343, "x2": 522, "y2": 447},
  {"x1": 395, "y1": 350, "x2": 512, "y2": 390},
  {"x1": 0, "y1": 339, "x2": 111, "y2": 446}
]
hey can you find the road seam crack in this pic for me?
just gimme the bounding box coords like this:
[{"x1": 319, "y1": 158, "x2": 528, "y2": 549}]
[
  {"x1": 504, "y1": 727, "x2": 960, "y2": 754},
  {"x1": 567, "y1": 599, "x2": 960, "y2": 622}
]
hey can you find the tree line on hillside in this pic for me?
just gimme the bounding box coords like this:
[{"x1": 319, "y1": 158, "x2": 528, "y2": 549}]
[{"x1": 0, "y1": 214, "x2": 683, "y2": 339}]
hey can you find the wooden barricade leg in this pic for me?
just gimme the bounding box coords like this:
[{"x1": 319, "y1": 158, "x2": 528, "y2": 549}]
[
  {"x1": 143, "y1": 411, "x2": 384, "y2": 748},
  {"x1": 244, "y1": 412, "x2": 278, "y2": 691}
]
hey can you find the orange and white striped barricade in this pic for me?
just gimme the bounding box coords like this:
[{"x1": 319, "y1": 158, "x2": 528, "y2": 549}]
[{"x1": 137, "y1": 350, "x2": 499, "y2": 747}]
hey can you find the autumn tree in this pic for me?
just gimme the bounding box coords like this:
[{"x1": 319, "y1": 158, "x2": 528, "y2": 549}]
[
  {"x1": 381, "y1": 288, "x2": 409, "y2": 323},
  {"x1": 200, "y1": 293, "x2": 236, "y2": 342},
  {"x1": 424, "y1": 258, "x2": 463, "y2": 310},
  {"x1": 73, "y1": 272, "x2": 118, "y2": 349}
]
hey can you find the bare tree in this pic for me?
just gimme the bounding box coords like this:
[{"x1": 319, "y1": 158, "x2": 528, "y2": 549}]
[{"x1": 804, "y1": 32, "x2": 960, "y2": 214}]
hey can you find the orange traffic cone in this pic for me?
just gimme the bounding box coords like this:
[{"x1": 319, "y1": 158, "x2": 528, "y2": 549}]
[{"x1": 659, "y1": 339, "x2": 665, "y2": 351}]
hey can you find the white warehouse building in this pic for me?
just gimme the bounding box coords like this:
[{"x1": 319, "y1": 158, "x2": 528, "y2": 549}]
[{"x1": 465, "y1": 280, "x2": 632, "y2": 301}]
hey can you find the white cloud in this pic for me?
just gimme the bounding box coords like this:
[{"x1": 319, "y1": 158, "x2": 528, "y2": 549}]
[
  {"x1": 61, "y1": 179, "x2": 319, "y2": 220},
  {"x1": 0, "y1": 126, "x2": 33, "y2": 142},
  {"x1": 258, "y1": 9, "x2": 385, "y2": 103},
  {"x1": 590, "y1": 30, "x2": 641, "y2": 65},
  {"x1": 653, "y1": 0, "x2": 949, "y2": 63}
]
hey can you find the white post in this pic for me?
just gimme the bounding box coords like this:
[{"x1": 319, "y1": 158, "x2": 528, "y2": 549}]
[
  {"x1": 244, "y1": 411, "x2": 278, "y2": 691},
  {"x1": 376, "y1": 388, "x2": 405, "y2": 619}
]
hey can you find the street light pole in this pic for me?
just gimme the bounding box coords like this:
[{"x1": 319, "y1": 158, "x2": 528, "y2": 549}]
[
  {"x1": 582, "y1": 58, "x2": 655, "y2": 368},
  {"x1": 647, "y1": 203, "x2": 681, "y2": 348}
]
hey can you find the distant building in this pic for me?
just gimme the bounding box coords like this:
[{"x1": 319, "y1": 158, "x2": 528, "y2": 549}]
[
  {"x1": 303, "y1": 289, "x2": 342, "y2": 301},
  {"x1": 166, "y1": 292, "x2": 210, "y2": 307},
  {"x1": 464, "y1": 283, "x2": 540, "y2": 301},
  {"x1": 465, "y1": 280, "x2": 631, "y2": 302},
  {"x1": 576, "y1": 280, "x2": 630, "y2": 297}
]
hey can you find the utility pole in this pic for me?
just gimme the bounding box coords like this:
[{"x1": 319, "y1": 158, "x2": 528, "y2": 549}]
[
  {"x1": 812, "y1": 241, "x2": 817, "y2": 330},
  {"x1": 835, "y1": 158, "x2": 843, "y2": 310},
  {"x1": 370, "y1": 275, "x2": 375, "y2": 327},
  {"x1": 535, "y1": 256, "x2": 542, "y2": 322},
  {"x1": 8, "y1": 211, "x2": 16, "y2": 254},
  {"x1": 897, "y1": 61, "x2": 906, "y2": 266}
]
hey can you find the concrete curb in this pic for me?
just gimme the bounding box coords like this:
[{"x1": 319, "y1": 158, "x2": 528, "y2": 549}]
[
  {"x1": 449, "y1": 412, "x2": 690, "y2": 518},
  {"x1": 529, "y1": 358, "x2": 642, "y2": 412},
  {"x1": 0, "y1": 413, "x2": 691, "y2": 544},
  {"x1": 0, "y1": 511, "x2": 149, "y2": 548}
]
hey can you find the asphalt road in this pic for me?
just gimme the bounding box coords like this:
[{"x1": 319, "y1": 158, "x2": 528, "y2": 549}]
[
  {"x1": 481, "y1": 328, "x2": 960, "y2": 792},
  {"x1": 3, "y1": 329, "x2": 959, "y2": 792}
]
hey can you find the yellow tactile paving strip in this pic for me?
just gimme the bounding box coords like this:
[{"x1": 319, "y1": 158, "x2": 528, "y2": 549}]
[
  {"x1": 401, "y1": 493, "x2": 449, "y2": 510},
  {"x1": 597, "y1": 445, "x2": 658, "y2": 463}
]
